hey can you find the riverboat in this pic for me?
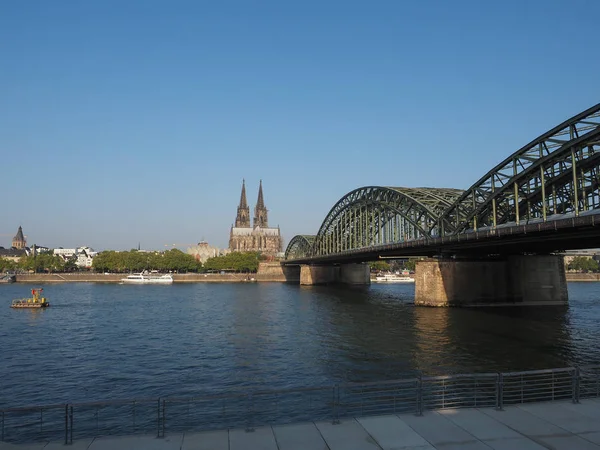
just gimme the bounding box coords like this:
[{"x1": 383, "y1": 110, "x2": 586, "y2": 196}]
[
  {"x1": 373, "y1": 273, "x2": 415, "y2": 283},
  {"x1": 121, "y1": 273, "x2": 174, "y2": 284},
  {"x1": 11, "y1": 288, "x2": 50, "y2": 308}
]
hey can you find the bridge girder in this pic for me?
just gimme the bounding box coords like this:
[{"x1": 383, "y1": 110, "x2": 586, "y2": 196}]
[
  {"x1": 441, "y1": 103, "x2": 600, "y2": 234},
  {"x1": 288, "y1": 187, "x2": 463, "y2": 258},
  {"x1": 284, "y1": 235, "x2": 316, "y2": 260},
  {"x1": 284, "y1": 103, "x2": 600, "y2": 262}
]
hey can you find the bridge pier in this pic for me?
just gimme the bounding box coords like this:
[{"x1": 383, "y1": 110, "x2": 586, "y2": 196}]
[
  {"x1": 300, "y1": 265, "x2": 339, "y2": 285},
  {"x1": 299, "y1": 263, "x2": 370, "y2": 286},
  {"x1": 414, "y1": 255, "x2": 568, "y2": 307}
]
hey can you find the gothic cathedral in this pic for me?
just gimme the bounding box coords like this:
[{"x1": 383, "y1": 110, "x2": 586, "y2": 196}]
[{"x1": 229, "y1": 180, "x2": 282, "y2": 255}]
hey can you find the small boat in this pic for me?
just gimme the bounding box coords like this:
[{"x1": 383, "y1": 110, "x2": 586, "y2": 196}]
[
  {"x1": 11, "y1": 288, "x2": 50, "y2": 308},
  {"x1": 0, "y1": 274, "x2": 16, "y2": 284},
  {"x1": 121, "y1": 272, "x2": 174, "y2": 284},
  {"x1": 373, "y1": 273, "x2": 415, "y2": 283}
]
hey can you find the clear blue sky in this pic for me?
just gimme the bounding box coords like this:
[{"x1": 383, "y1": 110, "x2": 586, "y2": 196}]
[{"x1": 2, "y1": 0, "x2": 599, "y2": 251}]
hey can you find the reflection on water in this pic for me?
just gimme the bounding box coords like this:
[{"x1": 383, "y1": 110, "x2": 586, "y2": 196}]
[{"x1": 0, "y1": 281, "x2": 598, "y2": 407}]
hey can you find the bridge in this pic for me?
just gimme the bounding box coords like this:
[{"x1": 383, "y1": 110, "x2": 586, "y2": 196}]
[{"x1": 283, "y1": 103, "x2": 600, "y2": 306}]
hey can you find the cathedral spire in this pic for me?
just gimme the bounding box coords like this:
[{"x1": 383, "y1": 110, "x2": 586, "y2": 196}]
[
  {"x1": 256, "y1": 179, "x2": 265, "y2": 209},
  {"x1": 254, "y1": 179, "x2": 269, "y2": 228},
  {"x1": 235, "y1": 179, "x2": 251, "y2": 227},
  {"x1": 239, "y1": 179, "x2": 248, "y2": 209}
]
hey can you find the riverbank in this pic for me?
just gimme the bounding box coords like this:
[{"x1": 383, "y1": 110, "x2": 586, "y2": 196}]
[
  {"x1": 12, "y1": 272, "x2": 287, "y2": 283},
  {"x1": 8, "y1": 271, "x2": 598, "y2": 283},
  {"x1": 566, "y1": 272, "x2": 600, "y2": 281}
]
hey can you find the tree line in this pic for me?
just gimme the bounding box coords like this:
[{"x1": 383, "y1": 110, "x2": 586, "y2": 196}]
[
  {"x1": 567, "y1": 256, "x2": 599, "y2": 272},
  {"x1": 368, "y1": 259, "x2": 418, "y2": 272},
  {"x1": 0, "y1": 250, "x2": 266, "y2": 274}
]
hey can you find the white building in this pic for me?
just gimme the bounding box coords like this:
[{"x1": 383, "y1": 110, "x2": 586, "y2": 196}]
[{"x1": 53, "y1": 246, "x2": 98, "y2": 268}]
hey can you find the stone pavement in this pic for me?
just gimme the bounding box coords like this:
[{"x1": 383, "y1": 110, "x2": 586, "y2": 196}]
[{"x1": 2, "y1": 398, "x2": 600, "y2": 449}]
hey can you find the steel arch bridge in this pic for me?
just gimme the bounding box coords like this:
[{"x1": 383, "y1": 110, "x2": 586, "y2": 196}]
[{"x1": 285, "y1": 103, "x2": 600, "y2": 262}]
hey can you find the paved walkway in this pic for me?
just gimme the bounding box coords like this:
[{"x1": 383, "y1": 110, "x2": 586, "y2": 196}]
[{"x1": 2, "y1": 398, "x2": 600, "y2": 449}]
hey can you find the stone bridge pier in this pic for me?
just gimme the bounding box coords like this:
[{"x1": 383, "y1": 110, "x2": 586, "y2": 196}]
[
  {"x1": 414, "y1": 254, "x2": 568, "y2": 306},
  {"x1": 293, "y1": 263, "x2": 370, "y2": 286}
]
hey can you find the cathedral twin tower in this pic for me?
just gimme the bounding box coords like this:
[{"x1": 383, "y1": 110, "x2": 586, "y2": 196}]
[{"x1": 228, "y1": 180, "x2": 282, "y2": 255}]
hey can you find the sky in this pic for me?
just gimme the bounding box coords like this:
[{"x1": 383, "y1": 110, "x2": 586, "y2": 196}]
[{"x1": 1, "y1": 0, "x2": 599, "y2": 251}]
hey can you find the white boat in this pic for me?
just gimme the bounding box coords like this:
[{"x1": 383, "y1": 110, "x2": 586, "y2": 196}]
[
  {"x1": 121, "y1": 273, "x2": 174, "y2": 284},
  {"x1": 373, "y1": 273, "x2": 415, "y2": 283}
]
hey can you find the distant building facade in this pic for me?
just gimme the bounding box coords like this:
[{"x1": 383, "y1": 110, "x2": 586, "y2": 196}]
[
  {"x1": 12, "y1": 226, "x2": 26, "y2": 249},
  {"x1": 228, "y1": 180, "x2": 282, "y2": 255},
  {"x1": 0, "y1": 247, "x2": 27, "y2": 262},
  {"x1": 187, "y1": 241, "x2": 223, "y2": 263},
  {"x1": 53, "y1": 246, "x2": 98, "y2": 268}
]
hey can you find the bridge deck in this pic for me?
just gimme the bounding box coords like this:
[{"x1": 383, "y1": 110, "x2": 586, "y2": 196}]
[{"x1": 5, "y1": 398, "x2": 600, "y2": 449}]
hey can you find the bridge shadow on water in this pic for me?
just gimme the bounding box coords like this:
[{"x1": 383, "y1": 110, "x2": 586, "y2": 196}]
[{"x1": 292, "y1": 283, "x2": 574, "y2": 383}]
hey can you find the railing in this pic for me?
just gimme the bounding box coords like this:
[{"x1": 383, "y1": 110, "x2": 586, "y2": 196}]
[{"x1": 2, "y1": 365, "x2": 599, "y2": 444}]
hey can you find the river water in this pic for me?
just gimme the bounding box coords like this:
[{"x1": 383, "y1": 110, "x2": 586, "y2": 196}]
[{"x1": 1, "y1": 282, "x2": 600, "y2": 408}]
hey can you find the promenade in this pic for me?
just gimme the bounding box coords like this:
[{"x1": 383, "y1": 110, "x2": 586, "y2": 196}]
[{"x1": 2, "y1": 398, "x2": 600, "y2": 450}]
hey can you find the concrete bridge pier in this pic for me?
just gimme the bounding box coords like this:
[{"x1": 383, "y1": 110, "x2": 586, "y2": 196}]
[
  {"x1": 414, "y1": 254, "x2": 568, "y2": 307},
  {"x1": 299, "y1": 263, "x2": 370, "y2": 286},
  {"x1": 300, "y1": 265, "x2": 339, "y2": 285}
]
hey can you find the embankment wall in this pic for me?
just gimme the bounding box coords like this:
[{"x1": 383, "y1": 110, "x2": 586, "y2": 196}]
[{"x1": 14, "y1": 272, "x2": 286, "y2": 284}]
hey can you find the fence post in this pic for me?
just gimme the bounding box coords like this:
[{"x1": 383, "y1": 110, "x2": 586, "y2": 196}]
[
  {"x1": 572, "y1": 367, "x2": 581, "y2": 404},
  {"x1": 64, "y1": 404, "x2": 69, "y2": 445},
  {"x1": 156, "y1": 398, "x2": 161, "y2": 438},
  {"x1": 245, "y1": 394, "x2": 255, "y2": 432},
  {"x1": 69, "y1": 405, "x2": 73, "y2": 445},
  {"x1": 496, "y1": 373, "x2": 504, "y2": 411},
  {"x1": 415, "y1": 377, "x2": 423, "y2": 416},
  {"x1": 162, "y1": 400, "x2": 166, "y2": 438},
  {"x1": 332, "y1": 385, "x2": 340, "y2": 425}
]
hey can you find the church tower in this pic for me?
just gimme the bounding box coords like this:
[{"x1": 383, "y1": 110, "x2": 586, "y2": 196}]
[
  {"x1": 12, "y1": 226, "x2": 26, "y2": 249},
  {"x1": 253, "y1": 180, "x2": 268, "y2": 228},
  {"x1": 234, "y1": 179, "x2": 251, "y2": 227}
]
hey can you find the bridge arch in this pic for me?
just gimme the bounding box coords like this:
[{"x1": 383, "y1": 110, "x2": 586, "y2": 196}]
[
  {"x1": 284, "y1": 235, "x2": 316, "y2": 260},
  {"x1": 310, "y1": 186, "x2": 463, "y2": 257},
  {"x1": 441, "y1": 103, "x2": 600, "y2": 234}
]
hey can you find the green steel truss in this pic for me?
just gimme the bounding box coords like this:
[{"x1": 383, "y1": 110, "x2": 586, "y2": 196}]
[
  {"x1": 440, "y1": 103, "x2": 600, "y2": 233},
  {"x1": 284, "y1": 235, "x2": 316, "y2": 260},
  {"x1": 309, "y1": 187, "x2": 462, "y2": 257},
  {"x1": 284, "y1": 103, "x2": 600, "y2": 260}
]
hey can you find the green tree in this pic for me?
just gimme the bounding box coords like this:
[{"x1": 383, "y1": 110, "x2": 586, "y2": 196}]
[
  {"x1": 0, "y1": 258, "x2": 17, "y2": 272},
  {"x1": 204, "y1": 252, "x2": 260, "y2": 273},
  {"x1": 368, "y1": 261, "x2": 390, "y2": 272},
  {"x1": 568, "y1": 256, "x2": 599, "y2": 272},
  {"x1": 403, "y1": 259, "x2": 417, "y2": 271},
  {"x1": 19, "y1": 253, "x2": 65, "y2": 273}
]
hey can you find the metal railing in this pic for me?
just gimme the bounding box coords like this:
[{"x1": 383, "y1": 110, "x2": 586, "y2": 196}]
[{"x1": 2, "y1": 364, "x2": 599, "y2": 444}]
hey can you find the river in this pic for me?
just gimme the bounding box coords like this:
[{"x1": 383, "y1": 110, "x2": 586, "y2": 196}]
[{"x1": 1, "y1": 282, "x2": 600, "y2": 408}]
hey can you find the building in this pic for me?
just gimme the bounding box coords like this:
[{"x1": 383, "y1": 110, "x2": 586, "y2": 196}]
[
  {"x1": 53, "y1": 246, "x2": 98, "y2": 268},
  {"x1": 228, "y1": 180, "x2": 283, "y2": 255},
  {"x1": 0, "y1": 247, "x2": 27, "y2": 262},
  {"x1": 186, "y1": 241, "x2": 223, "y2": 263},
  {"x1": 12, "y1": 226, "x2": 26, "y2": 249}
]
